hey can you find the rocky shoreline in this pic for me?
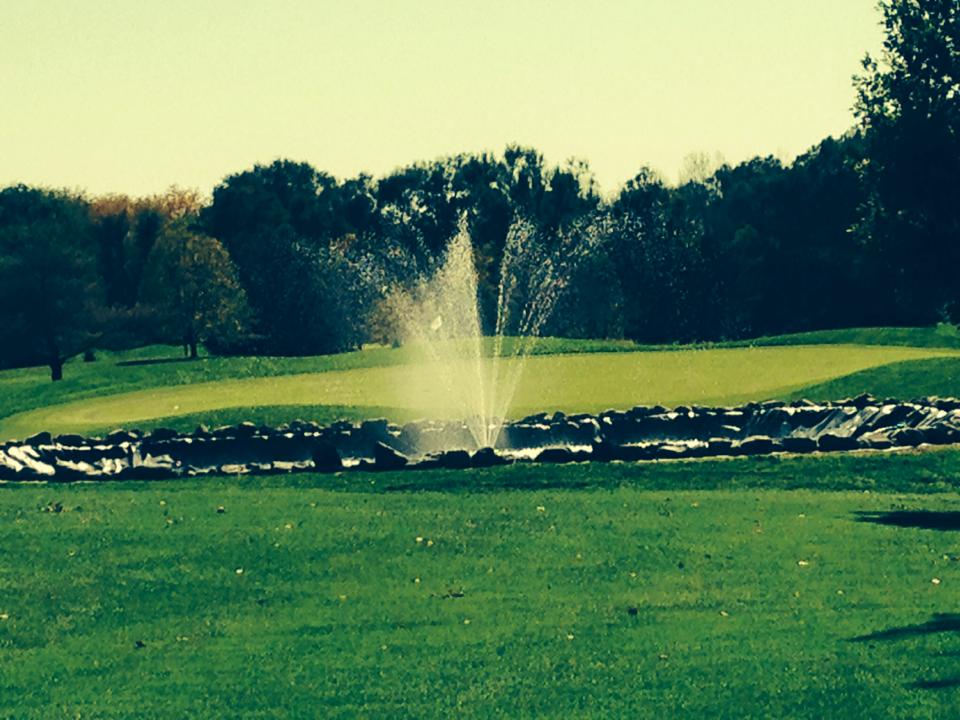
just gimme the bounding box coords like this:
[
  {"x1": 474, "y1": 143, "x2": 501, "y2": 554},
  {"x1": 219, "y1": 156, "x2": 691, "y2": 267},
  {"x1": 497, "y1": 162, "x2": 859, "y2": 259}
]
[{"x1": 2, "y1": 394, "x2": 960, "y2": 481}]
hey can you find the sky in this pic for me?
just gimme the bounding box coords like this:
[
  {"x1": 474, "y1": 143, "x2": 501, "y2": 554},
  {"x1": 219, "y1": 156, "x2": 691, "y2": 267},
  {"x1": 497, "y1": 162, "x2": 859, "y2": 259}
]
[{"x1": 1, "y1": 0, "x2": 884, "y2": 196}]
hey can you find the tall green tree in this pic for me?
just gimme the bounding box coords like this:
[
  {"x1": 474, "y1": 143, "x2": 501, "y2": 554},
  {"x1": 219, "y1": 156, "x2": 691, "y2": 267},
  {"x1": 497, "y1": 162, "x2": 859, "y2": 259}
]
[
  {"x1": 139, "y1": 223, "x2": 251, "y2": 358},
  {"x1": 0, "y1": 186, "x2": 99, "y2": 380},
  {"x1": 854, "y1": 0, "x2": 960, "y2": 322},
  {"x1": 201, "y1": 161, "x2": 350, "y2": 354}
]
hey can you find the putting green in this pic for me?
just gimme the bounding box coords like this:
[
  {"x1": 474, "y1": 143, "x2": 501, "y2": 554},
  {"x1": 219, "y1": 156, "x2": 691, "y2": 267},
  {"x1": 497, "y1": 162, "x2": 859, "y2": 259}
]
[{"x1": 1, "y1": 344, "x2": 956, "y2": 439}]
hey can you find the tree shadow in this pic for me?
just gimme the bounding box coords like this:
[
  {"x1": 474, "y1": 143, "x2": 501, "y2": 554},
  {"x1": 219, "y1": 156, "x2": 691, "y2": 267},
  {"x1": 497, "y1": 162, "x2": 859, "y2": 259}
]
[
  {"x1": 851, "y1": 614, "x2": 960, "y2": 642},
  {"x1": 852, "y1": 614, "x2": 960, "y2": 691},
  {"x1": 854, "y1": 510, "x2": 960, "y2": 531},
  {"x1": 907, "y1": 678, "x2": 960, "y2": 690},
  {"x1": 115, "y1": 357, "x2": 199, "y2": 367}
]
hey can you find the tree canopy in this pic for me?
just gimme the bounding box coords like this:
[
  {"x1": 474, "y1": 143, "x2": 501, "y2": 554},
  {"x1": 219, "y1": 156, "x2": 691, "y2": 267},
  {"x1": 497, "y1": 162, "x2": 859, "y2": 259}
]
[{"x1": 0, "y1": 1, "x2": 957, "y2": 378}]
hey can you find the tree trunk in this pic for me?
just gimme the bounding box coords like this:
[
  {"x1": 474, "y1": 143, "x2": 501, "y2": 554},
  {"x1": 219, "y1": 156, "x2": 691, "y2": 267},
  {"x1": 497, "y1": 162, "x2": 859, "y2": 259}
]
[
  {"x1": 188, "y1": 340, "x2": 198, "y2": 359},
  {"x1": 50, "y1": 357, "x2": 64, "y2": 382}
]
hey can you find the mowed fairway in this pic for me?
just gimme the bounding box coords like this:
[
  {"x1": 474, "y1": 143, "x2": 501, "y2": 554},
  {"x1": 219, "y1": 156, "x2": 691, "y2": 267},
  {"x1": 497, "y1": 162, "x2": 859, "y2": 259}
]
[
  {"x1": 4, "y1": 331, "x2": 960, "y2": 717},
  {"x1": 2, "y1": 343, "x2": 956, "y2": 439},
  {"x1": 2, "y1": 454, "x2": 960, "y2": 718}
]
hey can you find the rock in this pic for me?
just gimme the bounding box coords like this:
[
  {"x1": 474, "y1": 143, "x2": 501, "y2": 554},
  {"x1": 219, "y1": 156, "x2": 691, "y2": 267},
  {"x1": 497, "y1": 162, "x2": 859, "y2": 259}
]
[
  {"x1": 502, "y1": 422, "x2": 555, "y2": 448},
  {"x1": 589, "y1": 440, "x2": 618, "y2": 461},
  {"x1": 54, "y1": 458, "x2": 101, "y2": 479},
  {"x1": 212, "y1": 425, "x2": 237, "y2": 438},
  {"x1": 311, "y1": 442, "x2": 343, "y2": 472},
  {"x1": 734, "y1": 436, "x2": 777, "y2": 455},
  {"x1": 24, "y1": 431, "x2": 52, "y2": 446},
  {"x1": 435, "y1": 450, "x2": 472, "y2": 469},
  {"x1": 890, "y1": 427, "x2": 925, "y2": 447},
  {"x1": 471, "y1": 447, "x2": 511, "y2": 468},
  {"x1": 359, "y1": 418, "x2": 390, "y2": 439},
  {"x1": 147, "y1": 428, "x2": 179, "y2": 442},
  {"x1": 858, "y1": 430, "x2": 894, "y2": 449},
  {"x1": 920, "y1": 423, "x2": 960, "y2": 445},
  {"x1": 106, "y1": 429, "x2": 138, "y2": 444},
  {"x1": 0, "y1": 449, "x2": 24, "y2": 477},
  {"x1": 398, "y1": 423, "x2": 423, "y2": 454},
  {"x1": 706, "y1": 439, "x2": 734, "y2": 455},
  {"x1": 220, "y1": 463, "x2": 249, "y2": 475},
  {"x1": 535, "y1": 447, "x2": 575, "y2": 464},
  {"x1": 851, "y1": 393, "x2": 877, "y2": 409},
  {"x1": 406, "y1": 457, "x2": 442, "y2": 471},
  {"x1": 6, "y1": 446, "x2": 55, "y2": 476},
  {"x1": 54, "y1": 434, "x2": 86, "y2": 447},
  {"x1": 609, "y1": 444, "x2": 659, "y2": 461},
  {"x1": 654, "y1": 444, "x2": 690, "y2": 460},
  {"x1": 817, "y1": 434, "x2": 860, "y2": 452},
  {"x1": 781, "y1": 436, "x2": 818, "y2": 454},
  {"x1": 373, "y1": 441, "x2": 408, "y2": 471},
  {"x1": 235, "y1": 421, "x2": 258, "y2": 437}
]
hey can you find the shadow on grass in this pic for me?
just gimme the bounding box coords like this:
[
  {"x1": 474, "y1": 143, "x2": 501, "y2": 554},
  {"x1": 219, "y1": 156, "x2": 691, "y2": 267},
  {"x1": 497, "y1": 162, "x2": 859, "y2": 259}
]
[
  {"x1": 851, "y1": 614, "x2": 960, "y2": 642},
  {"x1": 852, "y1": 614, "x2": 960, "y2": 691},
  {"x1": 854, "y1": 510, "x2": 960, "y2": 531},
  {"x1": 907, "y1": 678, "x2": 960, "y2": 690},
  {"x1": 115, "y1": 357, "x2": 199, "y2": 367}
]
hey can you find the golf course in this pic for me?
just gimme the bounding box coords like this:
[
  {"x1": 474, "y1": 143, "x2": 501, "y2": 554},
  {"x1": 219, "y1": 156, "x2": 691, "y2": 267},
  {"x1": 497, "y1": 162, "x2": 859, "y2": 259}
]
[
  {"x1": 3, "y1": 327, "x2": 960, "y2": 440},
  {"x1": 2, "y1": 328, "x2": 960, "y2": 718}
]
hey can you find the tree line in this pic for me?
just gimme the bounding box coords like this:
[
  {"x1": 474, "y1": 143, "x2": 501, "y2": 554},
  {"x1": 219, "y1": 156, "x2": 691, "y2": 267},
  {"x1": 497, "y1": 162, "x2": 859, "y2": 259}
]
[{"x1": 0, "y1": 0, "x2": 956, "y2": 380}]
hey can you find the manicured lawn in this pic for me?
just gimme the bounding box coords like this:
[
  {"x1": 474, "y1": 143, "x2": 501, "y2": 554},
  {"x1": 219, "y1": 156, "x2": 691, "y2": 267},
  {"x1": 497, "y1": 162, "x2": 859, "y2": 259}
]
[
  {"x1": 788, "y1": 357, "x2": 960, "y2": 403},
  {"x1": 2, "y1": 452, "x2": 960, "y2": 718},
  {"x1": 3, "y1": 343, "x2": 956, "y2": 439}
]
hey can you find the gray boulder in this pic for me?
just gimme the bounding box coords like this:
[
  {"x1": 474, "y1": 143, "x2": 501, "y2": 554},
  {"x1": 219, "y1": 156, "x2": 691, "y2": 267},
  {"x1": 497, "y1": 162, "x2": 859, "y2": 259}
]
[
  {"x1": 471, "y1": 447, "x2": 511, "y2": 468},
  {"x1": 311, "y1": 442, "x2": 343, "y2": 472},
  {"x1": 374, "y1": 442, "x2": 408, "y2": 471},
  {"x1": 435, "y1": 450, "x2": 472, "y2": 469}
]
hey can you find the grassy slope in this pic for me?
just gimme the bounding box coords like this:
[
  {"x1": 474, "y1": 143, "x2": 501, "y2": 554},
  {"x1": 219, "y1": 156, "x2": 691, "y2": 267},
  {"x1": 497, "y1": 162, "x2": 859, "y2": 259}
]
[
  {"x1": 2, "y1": 452, "x2": 960, "y2": 718},
  {"x1": 788, "y1": 357, "x2": 960, "y2": 402},
  {"x1": 2, "y1": 344, "x2": 955, "y2": 439},
  {"x1": 2, "y1": 328, "x2": 953, "y2": 421},
  {"x1": 0, "y1": 339, "x2": 639, "y2": 419},
  {"x1": 743, "y1": 325, "x2": 960, "y2": 350},
  {"x1": 100, "y1": 354, "x2": 960, "y2": 436},
  {"x1": 3, "y1": 327, "x2": 960, "y2": 439}
]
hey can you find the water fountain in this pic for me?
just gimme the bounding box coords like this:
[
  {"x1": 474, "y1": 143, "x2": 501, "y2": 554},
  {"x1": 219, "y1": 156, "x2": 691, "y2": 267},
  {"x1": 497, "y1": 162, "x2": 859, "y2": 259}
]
[
  {"x1": 395, "y1": 215, "x2": 599, "y2": 451},
  {"x1": 3, "y1": 217, "x2": 960, "y2": 481}
]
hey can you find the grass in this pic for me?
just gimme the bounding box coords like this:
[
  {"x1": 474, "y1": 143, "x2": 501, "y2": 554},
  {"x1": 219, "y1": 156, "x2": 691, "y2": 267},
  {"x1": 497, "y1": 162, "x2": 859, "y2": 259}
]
[
  {"x1": 2, "y1": 451, "x2": 960, "y2": 718},
  {"x1": 741, "y1": 324, "x2": 960, "y2": 350},
  {"x1": 0, "y1": 338, "x2": 638, "y2": 420},
  {"x1": 3, "y1": 343, "x2": 957, "y2": 439},
  {"x1": 787, "y1": 357, "x2": 960, "y2": 402},
  {"x1": 4, "y1": 329, "x2": 960, "y2": 717},
  {"x1": 2, "y1": 327, "x2": 958, "y2": 434}
]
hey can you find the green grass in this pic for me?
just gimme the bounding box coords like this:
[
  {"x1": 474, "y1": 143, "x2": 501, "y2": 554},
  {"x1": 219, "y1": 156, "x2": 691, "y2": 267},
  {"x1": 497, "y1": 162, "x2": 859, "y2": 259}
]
[
  {"x1": 742, "y1": 324, "x2": 960, "y2": 350},
  {"x1": 788, "y1": 357, "x2": 960, "y2": 402},
  {"x1": 4, "y1": 329, "x2": 960, "y2": 717},
  {"x1": 4, "y1": 343, "x2": 957, "y2": 439},
  {"x1": 121, "y1": 353, "x2": 960, "y2": 436},
  {"x1": 2, "y1": 452, "x2": 960, "y2": 718},
  {"x1": 3, "y1": 327, "x2": 959, "y2": 440}
]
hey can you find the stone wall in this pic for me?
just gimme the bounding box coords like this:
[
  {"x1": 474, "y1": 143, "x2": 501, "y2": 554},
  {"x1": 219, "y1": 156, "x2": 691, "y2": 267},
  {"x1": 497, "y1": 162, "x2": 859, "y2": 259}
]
[{"x1": 2, "y1": 394, "x2": 959, "y2": 481}]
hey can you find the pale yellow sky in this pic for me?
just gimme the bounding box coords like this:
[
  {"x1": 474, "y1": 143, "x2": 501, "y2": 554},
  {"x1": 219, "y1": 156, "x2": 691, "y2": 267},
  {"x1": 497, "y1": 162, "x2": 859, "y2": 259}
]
[{"x1": 1, "y1": 0, "x2": 884, "y2": 196}]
